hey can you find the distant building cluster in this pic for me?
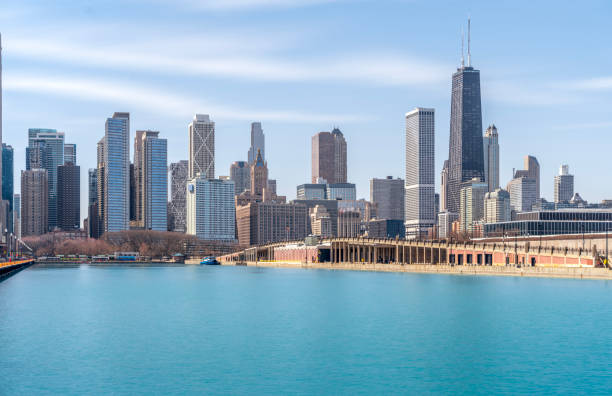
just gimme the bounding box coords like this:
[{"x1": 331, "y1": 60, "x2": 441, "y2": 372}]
[{"x1": 3, "y1": 22, "x2": 610, "y2": 253}]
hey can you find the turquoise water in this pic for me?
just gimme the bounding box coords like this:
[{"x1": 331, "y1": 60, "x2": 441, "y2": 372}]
[{"x1": 1, "y1": 265, "x2": 612, "y2": 395}]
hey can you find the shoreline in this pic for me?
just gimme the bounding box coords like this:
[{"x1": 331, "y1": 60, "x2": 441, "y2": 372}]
[{"x1": 220, "y1": 260, "x2": 612, "y2": 280}]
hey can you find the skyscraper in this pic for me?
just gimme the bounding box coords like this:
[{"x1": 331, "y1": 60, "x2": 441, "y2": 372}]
[
  {"x1": 57, "y1": 163, "x2": 80, "y2": 230},
  {"x1": 230, "y1": 161, "x2": 250, "y2": 195},
  {"x1": 554, "y1": 165, "x2": 574, "y2": 203},
  {"x1": 0, "y1": 35, "x2": 3, "y2": 227},
  {"x1": 370, "y1": 176, "x2": 404, "y2": 221},
  {"x1": 483, "y1": 124, "x2": 499, "y2": 192},
  {"x1": 250, "y1": 150, "x2": 268, "y2": 197},
  {"x1": 94, "y1": 139, "x2": 105, "y2": 237},
  {"x1": 508, "y1": 176, "x2": 537, "y2": 212},
  {"x1": 514, "y1": 155, "x2": 540, "y2": 200},
  {"x1": 142, "y1": 132, "x2": 167, "y2": 231},
  {"x1": 405, "y1": 108, "x2": 435, "y2": 239},
  {"x1": 21, "y1": 169, "x2": 48, "y2": 237},
  {"x1": 169, "y1": 160, "x2": 189, "y2": 232},
  {"x1": 103, "y1": 112, "x2": 130, "y2": 232},
  {"x1": 447, "y1": 21, "x2": 484, "y2": 213},
  {"x1": 484, "y1": 189, "x2": 511, "y2": 223},
  {"x1": 311, "y1": 128, "x2": 347, "y2": 184},
  {"x1": 440, "y1": 160, "x2": 449, "y2": 212},
  {"x1": 13, "y1": 194, "x2": 20, "y2": 239},
  {"x1": 186, "y1": 177, "x2": 235, "y2": 240},
  {"x1": 133, "y1": 130, "x2": 159, "y2": 227},
  {"x1": 64, "y1": 143, "x2": 76, "y2": 164},
  {"x1": 2, "y1": 143, "x2": 13, "y2": 232},
  {"x1": 27, "y1": 129, "x2": 65, "y2": 230},
  {"x1": 189, "y1": 114, "x2": 215, "y2": 180},
  {"x1": 248, "y1": 122, "x2": 265, "y2": 164},
  {"x1": 459, "y1": 178, "x2": 488, "y2": 233}
]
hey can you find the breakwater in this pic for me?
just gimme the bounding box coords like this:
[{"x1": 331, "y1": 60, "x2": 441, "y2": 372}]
[
  {"x1": 220, "y1": 260, "x2": 612, "y2": 280},
  {"x1": 0, "y1": 259, "x2": 36, "y2": 280}
]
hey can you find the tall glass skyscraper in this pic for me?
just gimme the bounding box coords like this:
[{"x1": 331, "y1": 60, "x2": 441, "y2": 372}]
[
  {"x1": 143, "y1": 133, "x2": 167, "y2": 231},
  {"x1": 447, "y1": 28, "x2": 484, "y2": 214},
  {"x1": 248, "y1": 122, "x2": 265, "y2": 165},
  {"x1": 104, "y1": 112, "x2": 130, "y2": 232},
  {"x1": 2, "y1": 143, "x2": 13, "y2": 232},
  {"x1": 64, "y1": 143, "x2": 76, "y2": 165},
  {"x1": 27, "y1": 129, "x2": 65, "y2": 231}
]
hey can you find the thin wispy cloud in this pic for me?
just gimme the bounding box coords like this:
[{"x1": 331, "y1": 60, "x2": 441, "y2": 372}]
[
  {"x1": 153, "y1": 0, "x2": 339, "y2": 10},
  {"x1": 483, "y1": 80, "x2": 579, "y2": 106},
  {"x1": 7, "y1": 36, "x2": 448, "y2": 87},
  {"x1": 567, "y1": 77, "x2": 612, "y2": 91},
  {"x1": 3, "y1": 73, "x2": 363, "y2": 123}
]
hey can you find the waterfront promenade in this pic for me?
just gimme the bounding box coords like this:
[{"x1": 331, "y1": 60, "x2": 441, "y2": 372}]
[
  {"x1": 219, "y1": 260, "x2": 612, "y2": 280},
  {"x1": 218, "y1": 236, "x2": 609, "y2": 280}
]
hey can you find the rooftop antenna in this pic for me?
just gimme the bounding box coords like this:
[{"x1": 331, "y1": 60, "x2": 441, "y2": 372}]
[
  {"x1": 460, "y1": 26, "x2": 465, "y2": 67},
  {"x1": 467, "y1": 16, "x2": 472, "y2": 67}
]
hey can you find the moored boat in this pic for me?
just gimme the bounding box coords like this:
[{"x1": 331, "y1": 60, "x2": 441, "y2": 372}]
[{"x1": 200, "y1": 256, "x2": 219, "y2": 265}]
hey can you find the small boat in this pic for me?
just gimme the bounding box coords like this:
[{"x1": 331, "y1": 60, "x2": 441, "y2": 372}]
[{"x1": 200, "y1": 256, "x2": 219, "y2": 265}]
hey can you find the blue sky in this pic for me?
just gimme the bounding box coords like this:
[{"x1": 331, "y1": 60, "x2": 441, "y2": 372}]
[{"x1": 2, "y1": 0, "x2": 612, "y2": 221}]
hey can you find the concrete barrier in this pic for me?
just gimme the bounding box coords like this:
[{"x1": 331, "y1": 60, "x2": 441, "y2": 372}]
[{"x1": 219, "y1": 260, "x2": 612, "y2": 280}]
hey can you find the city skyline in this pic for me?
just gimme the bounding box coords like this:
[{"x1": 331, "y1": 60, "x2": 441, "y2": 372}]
[{"x1": 2, "y1": 2, "x2": 612, "y2": 225}]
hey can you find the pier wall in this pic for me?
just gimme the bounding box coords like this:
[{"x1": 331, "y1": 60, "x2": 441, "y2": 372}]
[{"x1": 220, "y1": 260, "x2": 612, "y2": 280}]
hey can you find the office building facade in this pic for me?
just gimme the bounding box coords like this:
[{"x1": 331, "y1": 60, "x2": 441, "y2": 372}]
[
  {"x1": 230, "y1": 161, "x2": 250, "y2": 195},
  {"x1": 483, "y1": 124, "x2": 499, "y2": 192},
  {"x1": 64, "y1": 143, "x2": 76, "y2": 164},
  {"x1": 484, "y1": 188, "x2": 511, "y2": 223},
  {"x1": 186, "y1": 177, "x2": 235, "y2": 241},
  {"x1": 311, "y1": 128, "x2": 347, "y2": 184},
  {"x1": 508, "y1": 176, "x2": 537, "y2": 213},
  {"x1": 297, "y1": 184, "x2": 327, "y2": 200},
  {"x1": 27, "y1": 129, "x2": 65, "y2": 230},
  {"x1": 459, "y1": 178, "x2": 488, "y2": 233},
  {"x1": 236, "y1": 202, "x2": 307, "y2": 246},
  {"x1": 21, "y1": 169, "x2": 48, "y2": 236},
  {"x1": 248, "y1": 122, "x2": 265, "y2": 164},
  {"x1": 370, "y1": 176, "x2": 404, "y2": 221},
  {"x1": 405, "y1": 108, "x2": 436, "y2": 239},
  {"x1": 57, "y1": 163, "x2": 80, "y2": 230},
  {"x1": 142, "y1": 133, "x2": 168, "y2": 231},
  {"x1": 447, "y1": 51, "x2": 484, "y2": 214},
  {"x1": 326, "y1": 183, "x2": 356, "y2": 201},
  {"x1": 103, "y1": 112, "x2": 130, "y2": 232},
  {"x1": 188, "y1": 114, "x2": 215, "y2": 180},
  {"x1": 554, "y1": 165, "x2": 574, "y2": 203},
  {"x1": 169, "y1": 160, "x2": 189, "y2": 232},
  {"x1": 513, "y1": 155, "x2": 540, "y2": 199}
]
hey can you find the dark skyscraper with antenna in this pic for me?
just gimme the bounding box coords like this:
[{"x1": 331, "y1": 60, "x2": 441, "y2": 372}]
[{"x1": 446, "y1": 19, "x2": 484, "y2": 213}]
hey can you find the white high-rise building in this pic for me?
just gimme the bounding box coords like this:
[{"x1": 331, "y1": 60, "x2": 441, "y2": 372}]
[
  {"x1": 103, "y1": 112, "x2": 130, "y2": 232},
  {"x1": 405, "y1": 108, "x2": 435, "y2": 239},
  {"x1": 508, "y1": 176, "x2": 537, "y2": 212},
  {"x1": 248, "y1": 122, "x2": 265, "y2": 165},
  {"x1": 186, "y1": 176, "x2": 235, "y2": 241},
  {"x1": 189, "y1": 114, "x2": 215, "y2": 180},
  {"x1": 459, "y1": 178, "x2": 488, "y2": 233},
  {"x1": 554, "y1": 165, "x2": 574, "y2": 203},
  {"x1": 484, "y1": 188, "x2": 511, "y2": 223},
  {"x1": 483, "y1": 124, "x2": 499, "y2": 192}
]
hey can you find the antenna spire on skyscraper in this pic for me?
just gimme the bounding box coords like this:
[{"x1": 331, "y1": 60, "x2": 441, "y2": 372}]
[
  {"x1": 467, "y1": 17, "x2": 471, "y2": 67},
  {"x1": 461, "y1": 27, "x2": 465, "y2": 67}
]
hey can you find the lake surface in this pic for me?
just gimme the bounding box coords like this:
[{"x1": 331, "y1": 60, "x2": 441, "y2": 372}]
[{"x1": 2, "y1": 264, "x2": 612, "y2": 395}]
